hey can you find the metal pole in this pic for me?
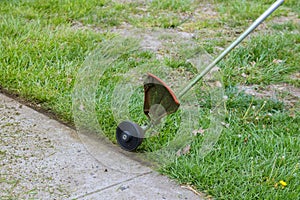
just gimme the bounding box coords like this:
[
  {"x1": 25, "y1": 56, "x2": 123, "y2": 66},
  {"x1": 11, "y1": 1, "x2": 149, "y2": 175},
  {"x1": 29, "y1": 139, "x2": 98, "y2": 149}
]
[{"x1": 178, "y1": 0, "x2": 284, "y2": 98}]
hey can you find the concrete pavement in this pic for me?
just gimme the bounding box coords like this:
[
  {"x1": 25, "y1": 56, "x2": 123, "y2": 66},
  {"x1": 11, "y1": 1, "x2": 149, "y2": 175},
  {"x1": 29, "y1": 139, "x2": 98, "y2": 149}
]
[{"x1": 0, "y1": 93, "x2": 203, "y2": 199}]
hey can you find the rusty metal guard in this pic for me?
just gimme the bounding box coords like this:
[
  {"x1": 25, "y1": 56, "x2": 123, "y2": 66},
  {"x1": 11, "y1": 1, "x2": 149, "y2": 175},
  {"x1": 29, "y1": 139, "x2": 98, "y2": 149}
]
[{"x1": 143, "y1": 73, "x2": 180, "y2": 122}]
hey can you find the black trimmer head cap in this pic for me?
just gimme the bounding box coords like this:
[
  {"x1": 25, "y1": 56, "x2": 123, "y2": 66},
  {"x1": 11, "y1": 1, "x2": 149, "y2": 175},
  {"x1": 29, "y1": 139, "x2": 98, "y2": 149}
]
[{"x1": 116, "y1": 121, "x2": 144, "y2": 151}]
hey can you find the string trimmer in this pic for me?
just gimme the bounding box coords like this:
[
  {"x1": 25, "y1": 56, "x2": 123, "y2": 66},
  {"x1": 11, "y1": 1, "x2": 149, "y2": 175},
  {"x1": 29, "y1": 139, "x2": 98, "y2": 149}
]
[{"x1": 116, "y1": 0, "x2": 284, "y2": 151}]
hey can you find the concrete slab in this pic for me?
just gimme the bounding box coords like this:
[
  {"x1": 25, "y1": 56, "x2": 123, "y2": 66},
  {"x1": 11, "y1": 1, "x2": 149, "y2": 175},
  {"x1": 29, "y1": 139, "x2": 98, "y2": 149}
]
[
  {"x1": 0, "y1": 93, "x2": 203, "y2": 199},
  {"x1": 78, "y1": 172, "x2": 197, "y2": 200}
]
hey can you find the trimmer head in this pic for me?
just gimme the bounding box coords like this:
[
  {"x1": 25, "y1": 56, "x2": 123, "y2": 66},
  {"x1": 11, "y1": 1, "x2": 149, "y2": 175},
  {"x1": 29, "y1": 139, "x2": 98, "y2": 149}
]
[{"x1": 116, "y1": 74, "x2": 179, "y2": 151}]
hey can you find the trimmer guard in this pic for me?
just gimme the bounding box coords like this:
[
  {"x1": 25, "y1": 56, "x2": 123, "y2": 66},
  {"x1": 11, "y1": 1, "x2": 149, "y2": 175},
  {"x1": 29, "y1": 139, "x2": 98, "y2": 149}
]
[{"x1": 143, "y1": 73, "x2": 180, "y2": 122}]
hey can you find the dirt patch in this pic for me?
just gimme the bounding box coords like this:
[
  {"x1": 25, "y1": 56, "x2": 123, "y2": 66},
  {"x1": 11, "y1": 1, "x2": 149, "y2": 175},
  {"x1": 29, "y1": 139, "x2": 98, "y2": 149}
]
[
  {"x1": 71, "y1": 19, "x2": 198, "y2": 61},
  {"x1": 190, "y1": 3, "x2": 219, "y2": 21},
  {"x1": 255, "y1": 11, "x2": 300, "y2": 34},
  {"x1": 238, "y1": 83, "x2": 300, "y2": 107},
  {"x1": 290, "y1": 71, "x2": 300, "y2": 81},
  {"x1": 271, "y1": 13, "x2": 300, "y2": 25},
  {"x1": 69, "y1": 1, "x2": 220, "y2": 58}
]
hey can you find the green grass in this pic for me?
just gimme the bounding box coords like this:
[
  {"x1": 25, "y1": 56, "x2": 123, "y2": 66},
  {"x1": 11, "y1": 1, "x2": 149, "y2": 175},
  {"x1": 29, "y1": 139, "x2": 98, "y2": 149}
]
[
  {"x1": 221, "y1": 33, "x2": 300, "y2": 86},
  {"x1": 161, "y1": 88, "x2": 300, "y2": 199},
  {"x1": 0, "y1": 0, "x2": 299, "y2": 199}
]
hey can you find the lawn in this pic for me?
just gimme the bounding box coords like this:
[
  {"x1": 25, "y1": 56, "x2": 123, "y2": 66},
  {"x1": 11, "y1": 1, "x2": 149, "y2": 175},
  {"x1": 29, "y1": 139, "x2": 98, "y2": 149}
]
[{"x1": 0, "y1": 0, "x2": 299, "y2": 199}]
